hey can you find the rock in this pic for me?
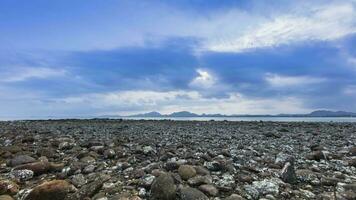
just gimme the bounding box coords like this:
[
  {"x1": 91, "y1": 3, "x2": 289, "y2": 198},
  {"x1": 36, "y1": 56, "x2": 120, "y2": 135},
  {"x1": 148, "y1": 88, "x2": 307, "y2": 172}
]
[
  {"x1": 103, "y1": 149, "x2": 115, "y2": 159},
  {"x1": 79, "y1": 156, "x2": 96, "y2": 164},
  {"x1": 296, "y1": 169, "x2": 319, "y2": 185},
  {"x1": 14, "y1": 160, "x2": 51, "y2": 175},
  {"x1": 321, "y1": 177, "x2": 342, "y2": 186},
  {"x1": 299, "y1": 189, "x2": 316, "y2": 199},
  {"x1": 66, "y1": 174, "x2": 110, "y2": 199},
  {"x1": 274, "y1": 152, "x2": 293, "y2": 167},
  {"x1": 188, "y1": 175, "x2": 212, "y2": 186},
  {"x1": 139, "y1": 174, "x2": 155, "y2": 188},
  {"x1": 349, "y1": 158, "x2": 356, "y2": 167},
  {"x1": 306, "y1": 151, "x2": 328, "y2": 161},
  {"x1": 143, "y1": 146, "x2": 154, "y2": 154},
  {"x1": 83, "y1": 164, "x2": 96, "y2": 174},
  {"x1": 180, "y1": 187, "x2": 209, "y2": 200},
  {"x1": 246, "y1": 178, "x2": 281, "y2": 197},
  {"x1": 349, "y1": 146, "x2": 356, "y2": 156},
  {"x1": 24, "y1": 180, "x2": 74, "y2": 200},
  {"x1": 198, "y1": 184, "x2": 218, "y2": 196},
  {"x1": 215, "y1": 173, "x2": 235, "y2": 191},
  {"x1": 150, "y1": 173, "x2": 176, "y2": 200},
  {"x1": 58, "y1": 141, "x2": 74, "y2": 150},
  {"x1": 224, "y1": 194, "x2": 245, "y2": 200},
  {"x1": 178, "y1": 165, "x2": 196, "y2": 180},
  {"x1": 204, "y1": 161, "x2": 223, "y2": 171},
  {"x1": 71, "y1": 174, "x2": 87, "y2": 187},
  {"x1": 0, "y1": 195, "x2": 14, "y2": 200},
  {"x1": 0, "y1": 180, "x2": 19, "y2": 195},
  {"x1": 280, "y1": 161, "x2": 296, "y2": 184},
  {"x1": 7, "y1": 155, "x2": 36, "y2": 167},
  {"x1": 10, "y1": 169, "x2": 34, "y2": 181}
]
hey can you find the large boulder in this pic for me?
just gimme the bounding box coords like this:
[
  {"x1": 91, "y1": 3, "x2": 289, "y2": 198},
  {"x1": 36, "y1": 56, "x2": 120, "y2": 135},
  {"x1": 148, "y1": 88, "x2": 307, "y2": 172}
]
[
  {"x1": 150, "y1": 173, "x2": 176, "y2": 200},
  {"x1": 24, "y1": 180, "x2": 74, "y2": 200},
  {"x1": 7, "y1": 155, "x2": 36, "y2": 167}
]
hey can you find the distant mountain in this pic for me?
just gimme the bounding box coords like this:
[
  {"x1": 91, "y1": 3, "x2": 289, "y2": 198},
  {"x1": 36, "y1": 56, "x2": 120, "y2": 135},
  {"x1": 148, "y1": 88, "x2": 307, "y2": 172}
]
[
  {"x1": 168, "y1": 111, "x2": 199, "y2": 117},
  {"x1": 308, "y1": 110, "x2": 356, "y2": 117},
  {"x1": 130, "y1": 111, "x2": 162, "y2": 117},
  {"x1": 126, "y1": 110, "x2": 356, "y2": 118}
]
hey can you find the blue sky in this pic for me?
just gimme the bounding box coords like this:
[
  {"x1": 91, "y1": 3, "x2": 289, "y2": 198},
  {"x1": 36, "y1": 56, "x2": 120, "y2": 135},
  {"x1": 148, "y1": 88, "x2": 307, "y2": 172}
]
[{"x1": 1, "y1": 0, "x2": 356, "y2": 117}]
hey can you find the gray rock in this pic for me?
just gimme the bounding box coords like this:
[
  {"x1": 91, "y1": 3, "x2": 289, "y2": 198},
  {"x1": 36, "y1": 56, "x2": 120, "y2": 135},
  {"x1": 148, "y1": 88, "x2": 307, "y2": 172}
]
[
  {"x1": 150, "y1": 173, "x2": 176, "y2": 200},
  {"x1": 180, "y1": 187, "x2": 209, "y2": 200},
  {"x1": 7, "y1": 155, "x2": 36, "y2": 167},
  {"x1": 198, "y1": 184, "x2": 218, "y2": 196}
]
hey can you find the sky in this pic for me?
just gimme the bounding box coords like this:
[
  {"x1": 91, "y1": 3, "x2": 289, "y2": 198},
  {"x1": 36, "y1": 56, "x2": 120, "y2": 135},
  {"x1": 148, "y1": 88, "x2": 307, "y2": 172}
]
[{"x1": 1, "y1": 0, "x2": 356, "y2": 118}]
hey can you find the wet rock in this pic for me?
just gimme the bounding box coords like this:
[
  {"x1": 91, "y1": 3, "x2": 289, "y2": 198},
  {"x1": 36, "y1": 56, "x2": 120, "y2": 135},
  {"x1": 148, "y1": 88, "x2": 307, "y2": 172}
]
[
  {"x1": 0, "y1": 180, "x2": 19, "y2": 195},
  {"x1": 7, "y1": 155, "x2": 36, "y2": 167},
  {"x1": 180, "y1": 187, "x2": 208, "y2": 200},
  {"x1": 178, "y1": 165, "x2": 196, "y2": 180},
  {"x1": 150, "y1": 173, "x2": 176, "y2": 200},
  {"x1": 198, "y1": 184, "x2": 218, "y2": 196},
  {"x1": 24, "y1": 180, "x2": 74, "y2": 200}
]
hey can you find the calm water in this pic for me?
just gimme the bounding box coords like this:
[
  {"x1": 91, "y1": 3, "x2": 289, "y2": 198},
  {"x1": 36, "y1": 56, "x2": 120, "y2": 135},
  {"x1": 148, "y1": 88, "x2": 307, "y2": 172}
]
[{"x1": 122, "y1": 117, "x2": 356, "y2": 122}]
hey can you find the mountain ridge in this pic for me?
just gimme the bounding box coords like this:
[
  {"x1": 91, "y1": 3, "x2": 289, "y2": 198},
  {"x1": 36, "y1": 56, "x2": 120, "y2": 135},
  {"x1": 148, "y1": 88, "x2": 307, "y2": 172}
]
[{"x1": 124, "y1": 110, "x2": 356, "y2": 118}]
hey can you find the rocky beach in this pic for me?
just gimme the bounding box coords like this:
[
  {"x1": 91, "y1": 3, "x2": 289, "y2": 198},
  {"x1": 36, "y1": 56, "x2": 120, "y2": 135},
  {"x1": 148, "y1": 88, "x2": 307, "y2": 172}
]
[{"x1": 0, "y1": 119, "x2": 355, "y2": 200}]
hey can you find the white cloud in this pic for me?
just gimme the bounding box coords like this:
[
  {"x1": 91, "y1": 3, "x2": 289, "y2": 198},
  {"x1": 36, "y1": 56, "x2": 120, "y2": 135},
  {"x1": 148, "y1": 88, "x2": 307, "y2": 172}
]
[
  {"x1": 54, "y1": 89, "x2": 310, "y2": 115},
  {"x1": 0, "y1": 67, "x2": 67, "y2": 82},
  {"x1": 206, "y1": 3, "x2": 356, "y2": 52},
  {"x1": 265, "y1": 73, "x2": 325, "y2": 87},
  {"x1": 189, "y1": 69, "x2": 217, "y2": 89},
  {"x1": 344, "y1": 85, "x2": 356, "y2": 95}
]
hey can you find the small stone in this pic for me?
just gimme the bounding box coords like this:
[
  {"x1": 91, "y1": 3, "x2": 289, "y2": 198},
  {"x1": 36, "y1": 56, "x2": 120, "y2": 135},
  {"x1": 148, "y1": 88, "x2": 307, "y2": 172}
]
[
  {"x1": 248, "y1": 178, "x2": 281, "y2": 196},
  {"x1": 103, "y1": 149, "x2": 115, "y2": 159},
  {"x1": 178, "y1": 165, "x2": 196, "y2": 180},
  {"x1": 204, "y1": 161, "x2": 222, "y2": 171},
  {"x1": 215, "y1": 173, "x2": 235, "y2": 191},
  {"x1": 10, "y1": 169, "x2": 34, "y2": 181},
  {"x1": 180, "y1": 187, "x2": 208, "y2": 200},
  {"x1": 83, "y1": 164, "x2": 96, "y2": 174},
  {"x1": 150, "y1": 173, "x2": 176, "y2": 200},
  {"x1": 71, "y1": 174, "x2": 87, "y2": 188},
  {"x1": 198, "y1": 184, "x2": 218, "y2": 196},
  {"x1": 306, "y1": 151, "x2": 328, "y2": 161}
]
